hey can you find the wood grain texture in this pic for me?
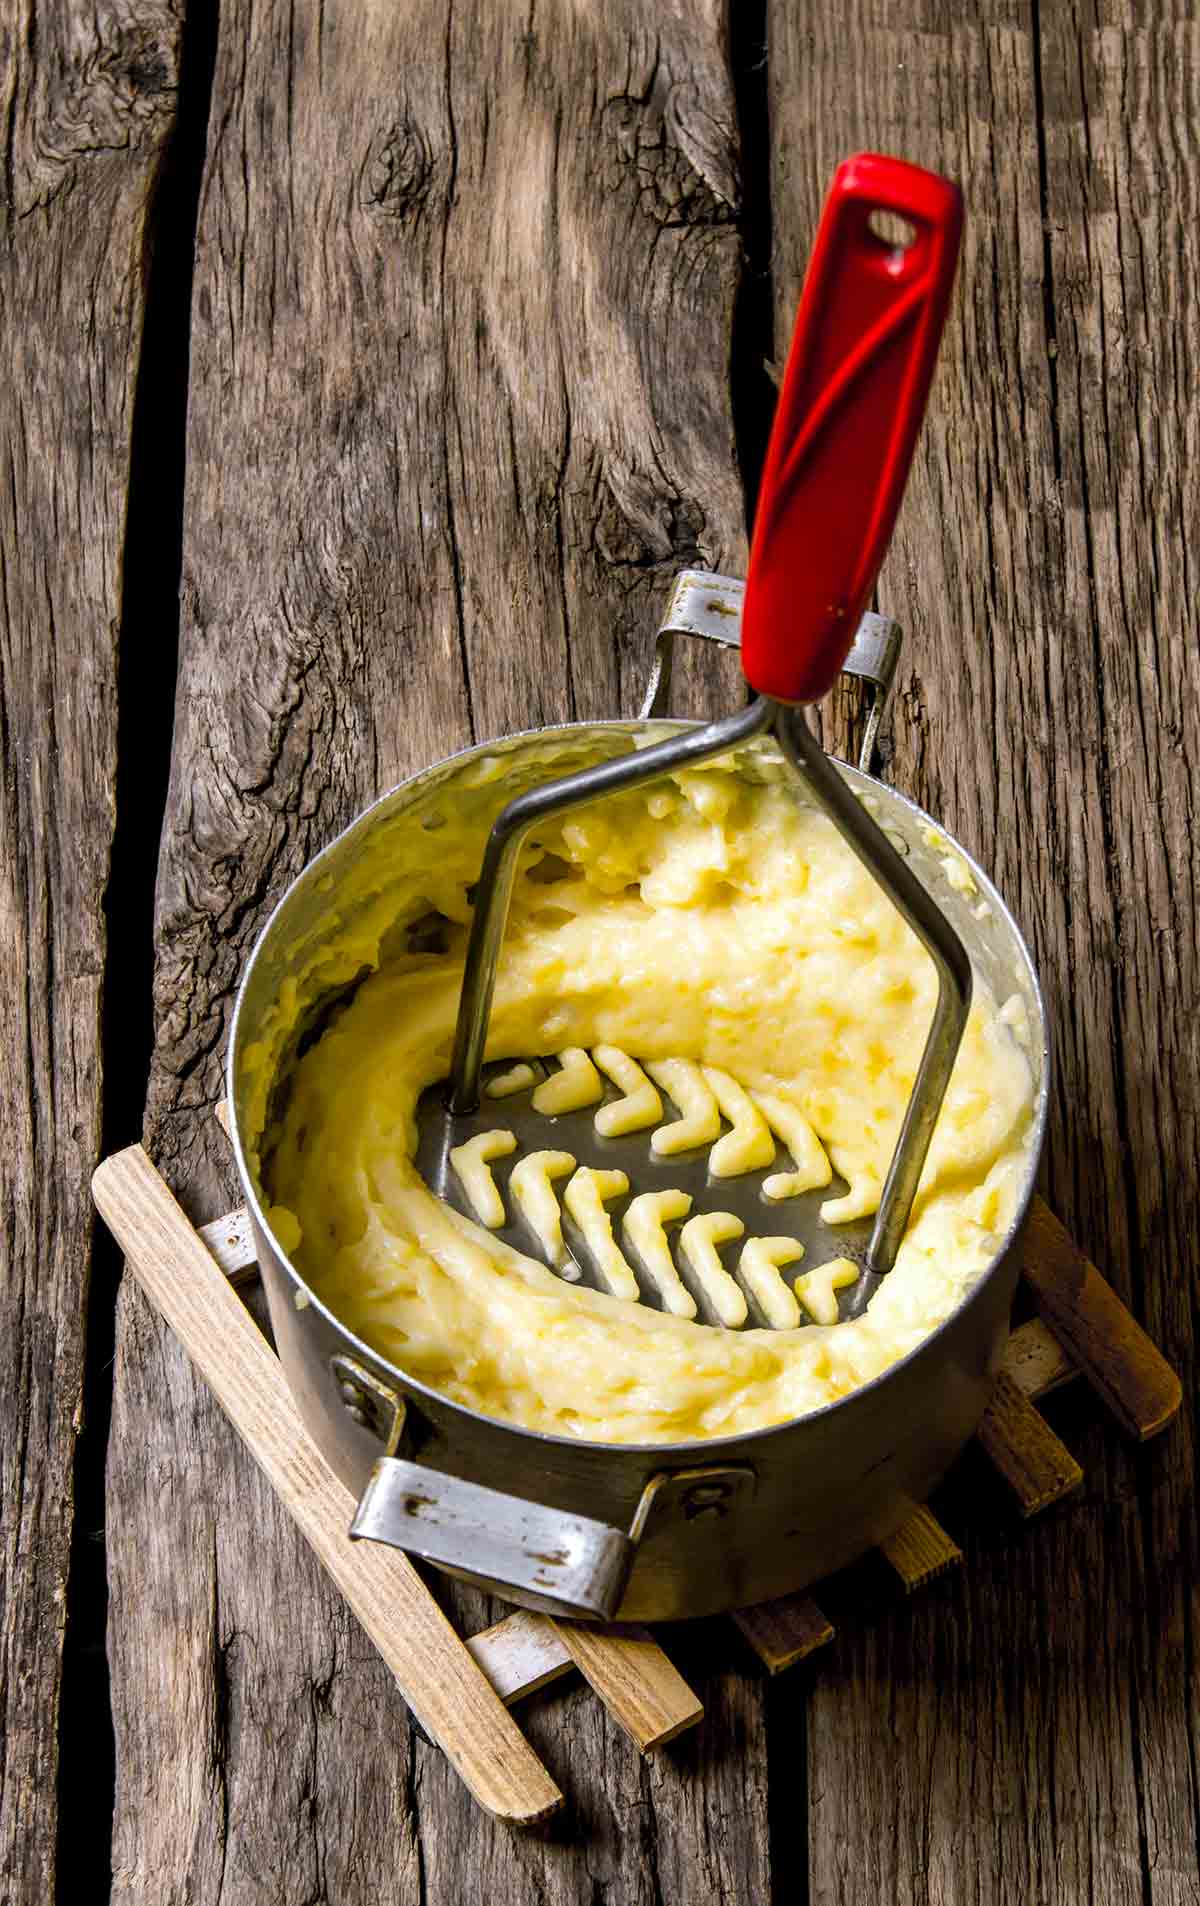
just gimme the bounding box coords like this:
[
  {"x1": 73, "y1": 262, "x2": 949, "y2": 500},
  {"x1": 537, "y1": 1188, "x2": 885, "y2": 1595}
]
[
  {"x1": 138, "y1": 0, "x2": 748, "y2": 1212},
  {"x1": 95, "y1": 1145, "x2": 562, "y2": 1822},
  {"x1": 877, "y1": 1504, "x2": 964, "y2": 1591},
  {"x1": 550, "y1": 1622, "x2": 703, "y2": 1752},
  {"x1": 0, "y1": 4, "x2": 181, "y2": 1898},
  {"x1": 976, "y1": 1372, "x2": 1085, "y2": 1518},
  {"x1": 733, "y1": 1594, "x2": 835, "y2": 1676},
  {"x1": 105, "y1": 1, "x2": 770, "y2": 1899},
  {"x1": 466, "y1": 1610, "x2": 574, "y2": 1706},
  {"x1": 196, "y1": 1203, "x2": 255, "y2": 1281},
  {"x1": 769, "y1": 4, "x2": 1199, "y2": 1901},
  {"x1": 1022, "y1": 1195, "x2": 1181, "y2": 1438}
]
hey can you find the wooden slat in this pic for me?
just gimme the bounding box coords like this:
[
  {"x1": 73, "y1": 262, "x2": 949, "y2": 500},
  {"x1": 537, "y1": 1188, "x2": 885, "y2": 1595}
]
[
  {"x1": 550, "y1": 1621, "x2": 703, "y2": 1752},
  {"x1": 182, "y1": 1198, "x2": 1179, "y2": 1781},
  {"x1": 976, "y1": 1372, "x2": 1084, "y2": 1519},
  {"x1": 1002, "y1": 1316, "x2": 1076, "y2": 1401},
  {"x1": 733, "y1": 1595, "x2": 835, "y2": 1675},
  {"x1": 93, "y1": 1145, "x2": 561, "y2": 1824},
  {"x1": 197, "y1": 1204, "x2": 257, "y2": 1283},
  {"x1": 878, "y1": 1505, "x2": 964, "y2": 1592},
  {"x1": 1022, "y1": 1198, "x2": 1182, "y2": 1441},
  {"x1": 466, "y1": 1611, "x2": 574, "y2": 1707}
]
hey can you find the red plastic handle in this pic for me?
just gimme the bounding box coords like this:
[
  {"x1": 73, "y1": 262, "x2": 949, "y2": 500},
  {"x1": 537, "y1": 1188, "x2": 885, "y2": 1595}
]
[{"x1": 740, "y1": 154, "x2": 963, "y2": 705}]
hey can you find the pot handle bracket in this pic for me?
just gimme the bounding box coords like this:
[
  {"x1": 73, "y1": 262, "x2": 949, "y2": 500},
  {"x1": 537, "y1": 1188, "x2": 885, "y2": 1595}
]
[
  {"x1": 339, "y1": 1356, "x2": 755, "y2": 1620},
  {"x1": 640, "y1": 569, "x2": 901, "y2": 777}
]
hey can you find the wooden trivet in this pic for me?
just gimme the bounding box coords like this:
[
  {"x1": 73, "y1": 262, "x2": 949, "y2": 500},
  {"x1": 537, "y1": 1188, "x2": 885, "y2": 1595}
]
[{"x1": 92, "y1": 1126, "x2": 1180, "y2": 1823}]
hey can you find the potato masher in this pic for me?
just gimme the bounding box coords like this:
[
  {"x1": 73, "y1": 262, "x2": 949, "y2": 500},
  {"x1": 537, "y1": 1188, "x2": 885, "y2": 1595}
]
[{"x1": 416, "y1": 154, "x2": 972, "y2": 1326}]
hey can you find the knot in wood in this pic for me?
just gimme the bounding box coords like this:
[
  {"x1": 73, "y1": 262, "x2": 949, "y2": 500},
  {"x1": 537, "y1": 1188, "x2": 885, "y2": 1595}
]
[
  {"x1": 78, "y1": 23, "x2": 176, "y2": 121},
  {"x1": 595, "y1": 489, "x2": 706, "y2": 573},
  {"x1": 599, "y1": 83, "x2": 737, "y2": 231},
  {"x1": 16, "y1": 23, "x2": 178, "y2": 212},
  {"x1": 362, "y1": 120, "x2": 435, "y2": 220}
]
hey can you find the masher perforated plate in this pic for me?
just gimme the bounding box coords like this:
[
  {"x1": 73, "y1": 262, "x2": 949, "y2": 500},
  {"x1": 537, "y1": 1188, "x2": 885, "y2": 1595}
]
[{"x1": 415, "y1": 1052, "x2": 877, "y2": 1328}]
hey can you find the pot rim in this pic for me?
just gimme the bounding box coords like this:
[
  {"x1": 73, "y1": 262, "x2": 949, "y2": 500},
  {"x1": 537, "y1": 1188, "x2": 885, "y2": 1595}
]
[{"x1": 227, "y1": 717, "x2": 1052, "y2": 1459}]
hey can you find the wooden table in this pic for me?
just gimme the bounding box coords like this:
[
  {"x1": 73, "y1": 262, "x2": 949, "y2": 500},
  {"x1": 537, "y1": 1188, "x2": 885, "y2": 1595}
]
[{"x1": 4, "y1": 2, "x2": 1197, "y2": 1900}]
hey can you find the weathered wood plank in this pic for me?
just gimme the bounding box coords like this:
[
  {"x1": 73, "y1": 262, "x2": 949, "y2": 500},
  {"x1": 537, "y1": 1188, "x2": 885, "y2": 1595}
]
[
  {"x1": 107, "y1": 0, "x2": 768, "y2": 1898},
  {"x1": 0, "y1": 5, "x2": 181, "y2": 1898},
  {"x1": 1035, "y1": 16, "x2": 1200, "y2": 1899},
  {"x1": 769, "y1": 4, "x2": 1198, "y2": 1902},
  {"x1": 976, "y1": 1372, "x2": 1085, "y2": 1517}
]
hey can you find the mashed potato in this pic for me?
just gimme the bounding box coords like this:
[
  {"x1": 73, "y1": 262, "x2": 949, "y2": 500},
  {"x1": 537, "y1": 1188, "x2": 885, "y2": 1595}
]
[{"x1": 248, "y1": 744, "x2": 1036, "y2": 1444}]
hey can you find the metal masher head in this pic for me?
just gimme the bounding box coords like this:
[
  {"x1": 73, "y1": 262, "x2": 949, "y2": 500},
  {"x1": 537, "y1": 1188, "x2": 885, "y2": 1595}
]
[
  {"x1": 415, "y1": 654, "x2": 970, "y2": 1327},
  {"x1": 417, "y1": 154, "x2": 972, "y2": 1328},
  {"x1": 416, "y1": 1042, "x2": 885, "y2": 1330}
]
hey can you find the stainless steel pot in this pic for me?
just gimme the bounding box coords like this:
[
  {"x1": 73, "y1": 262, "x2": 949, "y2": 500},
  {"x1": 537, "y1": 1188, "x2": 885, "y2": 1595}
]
[{"x1": 227, "y1": 578, "x2": 1049, "y2": 1623}]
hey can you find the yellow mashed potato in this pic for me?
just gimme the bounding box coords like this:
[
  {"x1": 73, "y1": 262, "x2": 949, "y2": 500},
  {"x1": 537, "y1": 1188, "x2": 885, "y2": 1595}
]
[{"x1": 248, "y1": 745, "x2": 1037, "y2": 1444}]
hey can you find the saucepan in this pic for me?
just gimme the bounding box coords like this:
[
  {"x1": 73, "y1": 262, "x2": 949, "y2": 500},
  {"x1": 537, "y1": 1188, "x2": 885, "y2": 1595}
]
[{"x1": 226, "y1": 569, "x2": 1049, "y2": 1623}]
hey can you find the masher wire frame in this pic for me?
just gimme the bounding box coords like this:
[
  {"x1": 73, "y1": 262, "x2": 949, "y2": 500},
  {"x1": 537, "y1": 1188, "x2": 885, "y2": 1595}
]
[{"x1": 445, "y1": 574, "x2": 971, "y2": 1286}]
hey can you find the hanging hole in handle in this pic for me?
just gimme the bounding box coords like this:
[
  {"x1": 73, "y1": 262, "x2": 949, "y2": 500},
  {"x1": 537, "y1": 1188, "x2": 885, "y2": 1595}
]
[
  {"x1": 867, "y1": 208, "x2": 919, "y2": 251},
  {"x1": 865, "y1": 208, "x2": 922, "y2": 277}
]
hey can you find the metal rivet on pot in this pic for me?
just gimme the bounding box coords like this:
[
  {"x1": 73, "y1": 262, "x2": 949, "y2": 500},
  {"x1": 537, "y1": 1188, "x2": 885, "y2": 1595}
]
[
  {"x1": 338, "y1": 1379, "x2": 372, "y2": 1428},
  {"x1": 683, "y1": 1482, "x2": 730, "y2": 1519},
  {"x1": 330, "y1": 1354, "x2": 407, "y2": 1455}
]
